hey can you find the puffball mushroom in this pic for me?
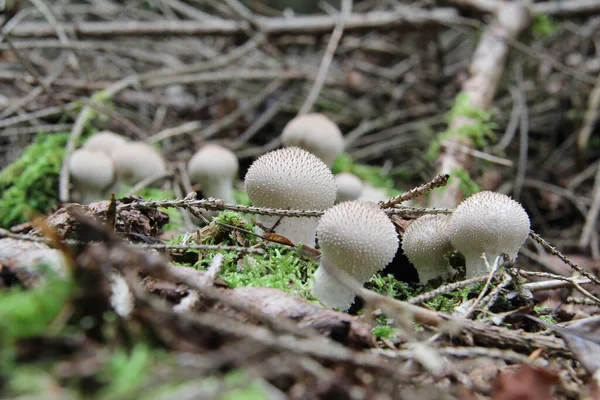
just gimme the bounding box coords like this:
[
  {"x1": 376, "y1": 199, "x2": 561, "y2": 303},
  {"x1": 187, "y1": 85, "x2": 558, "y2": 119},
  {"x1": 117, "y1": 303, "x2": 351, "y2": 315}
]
[
  {"x1": 112, "y1": 141, "x2": 167, "y2": 186},
  {"x1": 83, "y1": 130, "x2": 127, "y2": 157},
  {"x1": 244, "y1": 146, "x2": 336, "y2": 247},
  {"x1": 68, "y1": 148, "x2": 115, "y2": 204},
  {"x1": 448, "y1": 191, "x2": 530, "y2": 278},
  {"x1": 281, "y1": 113, "x2": 344, "y2": 167},
  {"x1": 188, "y1": 144, "x2": 238, "y2": 203},
  {"x1": 402, "y1": 214, "x2": 454, "y2": 283},
  {"x1": 335, "y1": 172, "x2": 362, "y2": 203},
  {"x1": 311, "y1": 201, "x2": 399, "y2": 311}
]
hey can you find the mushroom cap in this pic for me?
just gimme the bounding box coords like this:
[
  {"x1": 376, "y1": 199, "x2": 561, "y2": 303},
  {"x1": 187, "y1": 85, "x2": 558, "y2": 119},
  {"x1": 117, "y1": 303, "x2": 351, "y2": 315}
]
[
  {"x1": 358, "y1": 184, "x2": 388, "y2": 202},
  {"x1": 402, "y1": 214, "x2": 453, "y2": 282},
  {"x1": 244, "y1": 146, "x2": 336, "y2": 210},
  {"x1": 335, "y1": 172, "x2": 362, "y2": 203},
  {"x1": 83, "y1": 131, "x2": 127, "y2": 156},
  {"x1": 187, "y1": 144, "x2": 239, "y2": 184},
  {"x1": 317, "y1": 201, "x2": 399, "y2": 283},
  {"x1": 68, "y1": 148, "x2": 115, "y2": 190},
  {"x1": 281, "y1": 113, "x2": 344, "y2": 166},
  {"x1": 449, "y1": 191, "x2": 530, "y2": 261},
  {"x1": 112, "y1": 142, "x2": 167, "y2": 184}
]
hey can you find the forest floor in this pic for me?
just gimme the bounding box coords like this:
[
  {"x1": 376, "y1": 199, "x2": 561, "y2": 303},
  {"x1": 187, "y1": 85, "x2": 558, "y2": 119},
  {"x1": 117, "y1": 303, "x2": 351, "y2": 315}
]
[{"x1": 1, "y1": 0, "x2": 600, "y2": 399}]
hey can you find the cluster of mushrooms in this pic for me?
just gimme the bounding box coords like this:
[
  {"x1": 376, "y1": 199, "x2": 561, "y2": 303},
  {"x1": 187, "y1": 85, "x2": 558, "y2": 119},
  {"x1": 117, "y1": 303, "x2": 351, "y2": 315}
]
[{"x1": 68, "y1": 113, "x2": 532, "y2": 312}]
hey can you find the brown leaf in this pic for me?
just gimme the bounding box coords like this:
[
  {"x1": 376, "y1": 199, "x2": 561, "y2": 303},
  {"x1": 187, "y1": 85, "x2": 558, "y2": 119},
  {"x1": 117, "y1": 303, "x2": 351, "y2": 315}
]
[{"x1": 491, "y1": 364, "x2": 559, "y2": 400}]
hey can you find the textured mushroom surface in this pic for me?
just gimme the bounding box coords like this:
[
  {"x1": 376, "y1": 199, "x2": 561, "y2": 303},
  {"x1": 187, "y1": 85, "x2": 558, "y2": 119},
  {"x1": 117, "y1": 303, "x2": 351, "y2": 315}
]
[
  {"x1": 68, "y1": 148, "x2": 115, "y2": 203},
  {"x1": 311, "y1": 201, "x2": 399, "y2": 310},
  {"x1": 188, "y1": 144, "x2": 239, "y2": 203},
  {"x1": 448, "y1": 191, "x2": 530, "y2": 278},
  {"x1": 402, "y1": 214, "x2": 454, "y2": 283},
  {"x1": 112, "y1": 142, "x2": 167, "y2": 185},
  {"x1": 83, "y1": 130, "x2": 127, "y2": 156},
  {"x1": 244, "y1": 147, "x2": 336, "y2": 247},
  {"x1": 335, "y1": 172, "x2": 363, "y2": 203},
  {"x1": 281, "y1": 113, "x2": 344, "y2": 166}
]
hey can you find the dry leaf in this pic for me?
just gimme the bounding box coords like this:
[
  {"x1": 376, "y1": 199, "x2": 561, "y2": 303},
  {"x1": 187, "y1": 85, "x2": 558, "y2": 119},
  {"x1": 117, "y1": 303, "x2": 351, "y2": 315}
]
[{"x1": 491, "y1": 363, "x2": 558, "y2": 400}]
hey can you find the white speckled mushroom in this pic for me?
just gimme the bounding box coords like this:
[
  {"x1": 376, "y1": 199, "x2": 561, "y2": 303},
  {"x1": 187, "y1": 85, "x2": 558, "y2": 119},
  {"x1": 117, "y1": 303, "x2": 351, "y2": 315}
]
[
  {"x1": 83, "y1": 130, "x2": 127, "y2": 157},
  {"x1": 358, "y1": 183, "x2": 388, "y2": 202},
  {"x1": 112, "y1": 141, "x2": 167, "y2": 186},
  {"x1": 68, "y1": 148, "x2": 115, "y2": 204},
  {"x1": 244, "y1": 147, "x2": 336, "y2": 247},
  {"x1": 311, "y1": 201, "x2": 399, "y2": 311},
  {"x1": 281, "y1": 113, "x2": 344, "y2": 167},
  {"x1": 402, "y1": 214, "x2": 454, "y2": 283},
  {"x1": 188, "y1": 144, "x2": 238, "y2": 203},
  {"x1": 335, "y1": 172, "x2": 362, "y2": 203},
  {"x1": 448, "y1": 191, "x2": 530, "y2": 278}
]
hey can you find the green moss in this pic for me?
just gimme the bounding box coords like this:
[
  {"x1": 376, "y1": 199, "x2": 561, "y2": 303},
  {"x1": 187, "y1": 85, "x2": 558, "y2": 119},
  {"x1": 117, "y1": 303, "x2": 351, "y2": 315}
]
[
  {"x1": 368, "y1": 274, "x2": 416, "y2": 300},
  {"x1": 218, "y1": 247, "x2": 317, "y2": 299},
  {"x1": 427, "y1": 93, "x2": 497, "y2": 161},
  {"x1": 532, "y1": 14, "x2": 560, "y2": 38},
  {"x1": 425, "y1": 282, "x2": 485, "y2": 313},
  {"x1": 452, "y1": 167, "x2": 481, "y2": 198},
  {"x1": 98, "y1": 343, "x2": 153, "y2": 399},
  {"x1": 233, "y1": 189, "x2": 251, "y2": 206},
  {"x1": 534, "y1": 305, "x2": 557, "y2": 324},
  {"x1": 0, "y1": 133, "x2": 71, "y2": 228}
]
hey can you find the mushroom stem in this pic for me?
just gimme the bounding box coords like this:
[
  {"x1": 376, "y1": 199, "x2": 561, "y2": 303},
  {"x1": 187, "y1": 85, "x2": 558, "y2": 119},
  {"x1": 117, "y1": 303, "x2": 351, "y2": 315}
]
[
  {"x1": 464, "y1": 254, "x2": 491, "y2": 279},
  {"x1": 257, "y1": 215, "x2": 319, "y2": 247},
  {"x1": 204, "y1": 180, "x2": 235, "y2": 204},
  {"x1": 310, "y1": 256, "x2": 356, "y2": 311},
  {"x1": 80, "y1": 190, "x2": 105, "y2": 205}
]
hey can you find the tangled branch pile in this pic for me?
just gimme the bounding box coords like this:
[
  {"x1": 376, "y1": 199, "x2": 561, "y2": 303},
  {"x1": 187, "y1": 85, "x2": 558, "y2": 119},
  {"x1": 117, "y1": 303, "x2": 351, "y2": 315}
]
[{"x1": 1, "y1": 0, "x2": 600, "y2": 399}]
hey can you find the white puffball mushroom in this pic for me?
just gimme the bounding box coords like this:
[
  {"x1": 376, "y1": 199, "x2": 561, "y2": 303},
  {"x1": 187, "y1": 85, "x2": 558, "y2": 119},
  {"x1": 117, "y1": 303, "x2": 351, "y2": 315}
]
[
  {"x1": 244, "y1": 147, "x2": 336, "y2": 247},
  {"x1": 358, "y1": 183, "x2": 388, "y2": 202},
  {"x1": 448, "y1": 191, "x2": 531, "y2": 278},
  {"x1": 188, "y1": 144, "x2": 238, "y2": 203},
  {"x1": 311, "y1": 201, "x2": 399, "y2": 311},
  {"x1": 68, "y1": 148, "x2": 115, "y2": 204},
  {"x1": 281, "y1": 113, "x2": 344, "y2": 167},
  {"x1": 112, "y1": 141, "x2": 167, "y2": 186},
  {"x1": 402, "y1": 214, "x2": 454, "y2": 283},
  {"x1": 335, "y1": 172, "x2": 362, "y2": 203},
  {"x1": 83, "y1": 130, "x2": 127, "y2": 157}
]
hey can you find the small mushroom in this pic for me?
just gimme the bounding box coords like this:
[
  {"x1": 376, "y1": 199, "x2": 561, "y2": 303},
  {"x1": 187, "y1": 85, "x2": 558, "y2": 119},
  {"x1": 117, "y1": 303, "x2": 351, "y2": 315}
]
[
  {"x1": 244, "y1": 147, "x2": 336, "y2": 247},
  {"x1": 188, "y1": 144, "x2": 238, "y2": 203},
  {"x1": 335, "y1": 172, "x2": 362, "y2": 203},
  {"x1": 68, "y1": 148, "x2": 115, "y2": 204},
  {"x1": 358, "y1": 183, "x2": 388, "y2": 202},
  {"x1": 281, "y1": 113, "x2": 344, "y2": 167},
  {"x1": 112, "y1": 141, "x2": 167, "y2": 186},
  {"x1": 83, "y1": 130, "x2": 127, "y2": 157},
  {"x1": 448, "y1": 191, "x2": 530, "y2": 278},
  {"x1": 311, "y1": 201, "x2": 399, "y2": 310},
  {"x1": 402, "y1": 214, "x2": 454, "y2": 283}
]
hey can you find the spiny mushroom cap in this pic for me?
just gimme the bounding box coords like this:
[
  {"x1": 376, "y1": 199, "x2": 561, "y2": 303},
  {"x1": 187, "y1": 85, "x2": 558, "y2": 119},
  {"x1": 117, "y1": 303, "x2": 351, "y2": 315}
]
[
  {"x1": 83, "y1": 131, "x2": 127, "y2": 156},
  {"x1": 402, "y1": 214, "x2": 453, "y2": 282},
  {"x1": 68, "y1": 148, "x2": 115, "y2": 190},
  {"x1": 281, "y1": 113, "x2": 344, "y2": 166},
  {"x1": 317, "y1": 201, "x2": 399, "y2": 283},
  {"x1": 244, "y1": 146, "x2": 336, "y2": 210},
  {"x1": 112, "y1": 142, "x2": 167, "y2": 183},
  {"x1": 335, "y1": 172, "x2": 362, "y2": 203},
  {"x1": 188, "y1": 144, "x2": 239, "y2": 184},
  {"x1": 449, "y1": 191, "x2": 530, "y2": 262},
  {"x1": 312, "y1": 201, "x2": 399, "y2": 310}
]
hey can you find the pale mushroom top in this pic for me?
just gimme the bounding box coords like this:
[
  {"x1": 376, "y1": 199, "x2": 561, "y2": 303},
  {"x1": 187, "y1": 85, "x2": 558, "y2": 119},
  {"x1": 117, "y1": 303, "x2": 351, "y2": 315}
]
[
  {"x1": 448, "y1": 191, "x2": 530, "y2": 277},
  {"x1": 334, "y1": 172, "x2": 363, "y2": 203},
  {"x1": 281, "y1": 113, "x2": 344, "y2": 167},
  {"x1": 83, "y1": 131, "x2": 127, "y2": 157},
  {"x1": 402, "y1": 214, "x2": 454, "y2": 283},
  {"x1": 187, "y1": 144, "x2": 239, "y2": 203},
  {"x1": 68, "y1": 148, "x2": 115, "y2": 203},
  {"x1": 112, "y1": 142, "x2": 167, "y2": 184}
]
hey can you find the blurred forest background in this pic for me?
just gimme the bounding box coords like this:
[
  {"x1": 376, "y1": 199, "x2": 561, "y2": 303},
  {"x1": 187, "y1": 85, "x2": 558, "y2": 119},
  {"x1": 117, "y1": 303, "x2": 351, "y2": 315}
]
[{"x1": 1, "y1": 0, "x2": 600, "y2": 399}]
